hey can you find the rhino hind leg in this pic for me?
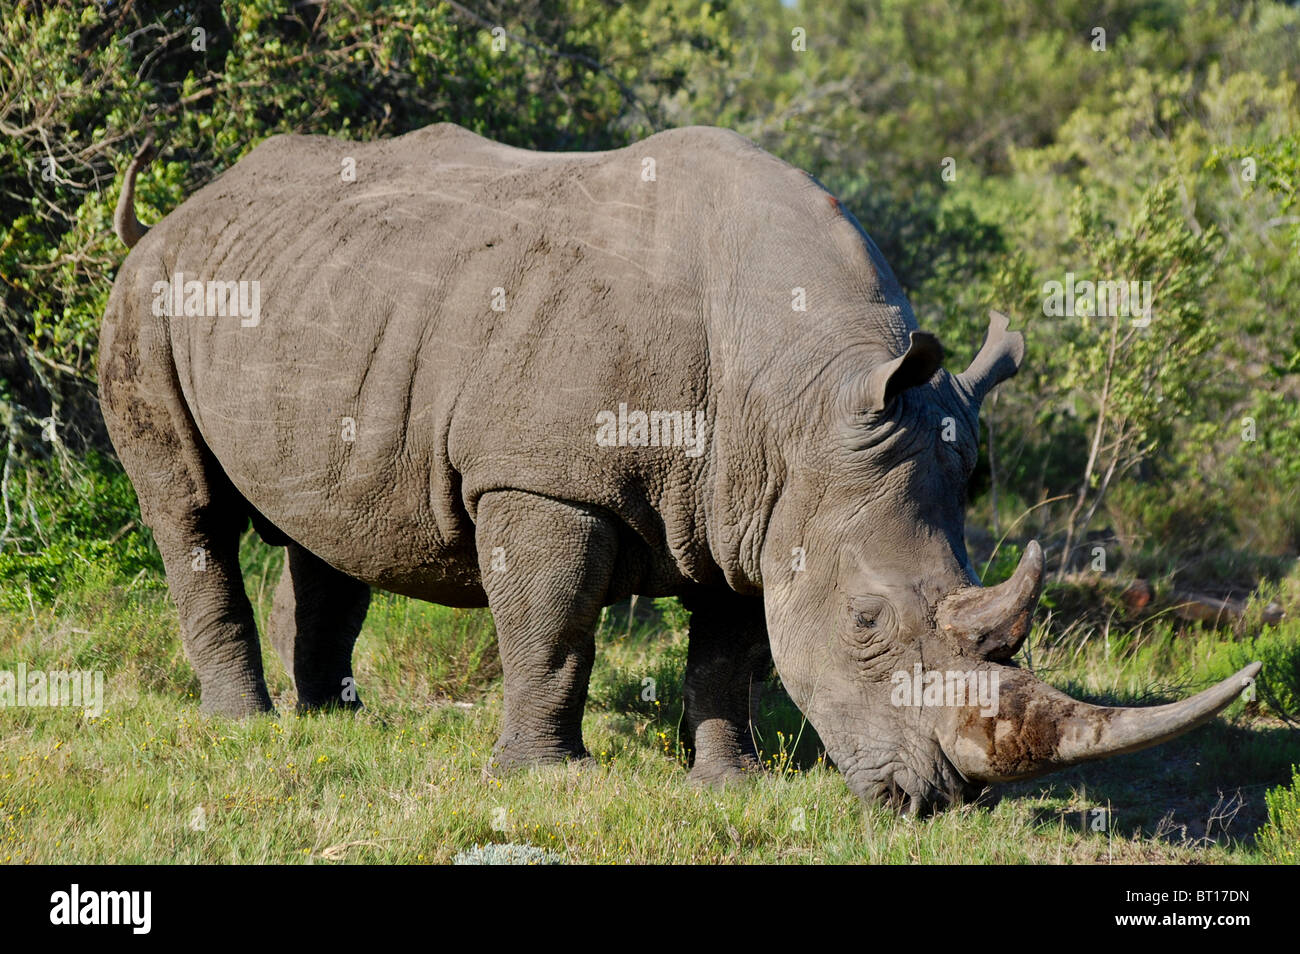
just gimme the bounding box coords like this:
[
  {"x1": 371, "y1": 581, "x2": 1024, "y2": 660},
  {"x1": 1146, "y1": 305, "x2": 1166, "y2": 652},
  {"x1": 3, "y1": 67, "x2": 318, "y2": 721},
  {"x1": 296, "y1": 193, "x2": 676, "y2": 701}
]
[
  {"x1": 680, "y1": 591, "x2": 769, "y2": 784},
  {"x1": 269, "y1": 541, "x2": 371, "y2": 712},
  {"x1": 99, "y1": 314, "x2": 273, "y2": 717},
  {"x1": 148, "y1": 511, "x2": 275, "y2": 718},
  {"x1": 476, "y1": 490, "x2": 617, "y2": 772}
]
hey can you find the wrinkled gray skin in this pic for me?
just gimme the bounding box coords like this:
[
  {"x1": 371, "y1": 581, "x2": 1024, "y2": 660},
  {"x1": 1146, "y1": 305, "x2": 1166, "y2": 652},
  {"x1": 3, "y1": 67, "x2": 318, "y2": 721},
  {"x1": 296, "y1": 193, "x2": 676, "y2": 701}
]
[{"x1": 103, "y1": 124, "x2": 1258, "y2": 812}]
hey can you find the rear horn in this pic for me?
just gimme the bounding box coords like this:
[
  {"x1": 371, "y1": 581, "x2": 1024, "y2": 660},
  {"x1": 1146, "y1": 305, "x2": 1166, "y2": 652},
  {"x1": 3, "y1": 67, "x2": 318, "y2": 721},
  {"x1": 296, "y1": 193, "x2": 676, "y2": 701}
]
[{"x1": 956, "y1": 310, "x2": 1024, "y2": 407}]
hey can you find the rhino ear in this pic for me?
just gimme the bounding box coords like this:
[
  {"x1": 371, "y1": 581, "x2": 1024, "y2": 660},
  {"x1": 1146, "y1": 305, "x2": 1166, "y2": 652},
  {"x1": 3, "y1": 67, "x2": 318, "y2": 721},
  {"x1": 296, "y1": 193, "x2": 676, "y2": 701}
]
[
  {"x1": 861, "y1": 330, "x2": 944, "y2": 412},
  {"x1": 957, "y1": 310, "x2": 1024, "y2": 407}
]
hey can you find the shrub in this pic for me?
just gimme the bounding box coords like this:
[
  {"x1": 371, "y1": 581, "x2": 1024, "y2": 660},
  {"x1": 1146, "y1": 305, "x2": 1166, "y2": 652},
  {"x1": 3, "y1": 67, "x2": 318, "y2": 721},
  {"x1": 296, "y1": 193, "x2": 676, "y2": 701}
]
[
  {"x1": 652, "y1": 596, "x2": 691, "y2": 636},
  {"x1": 1201, "y1": 622, "x2": 1300, "y2": 722},
  {"x1": 452, "y1": 843, "x2": 565, "y2": 865},
  {"x1": 0, "y1": 451, "x2": 161, "y2": 608},
  {"x1": 1256, "y1": 765, "x2": 1300, "y2": 864}
]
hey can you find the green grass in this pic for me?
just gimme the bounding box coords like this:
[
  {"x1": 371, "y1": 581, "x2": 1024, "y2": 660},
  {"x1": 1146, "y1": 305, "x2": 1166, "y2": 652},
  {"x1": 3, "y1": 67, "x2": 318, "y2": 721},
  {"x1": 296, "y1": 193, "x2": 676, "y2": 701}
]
[{"x1": 1, "y1": 535, "x2": 1298, "y2": 864}]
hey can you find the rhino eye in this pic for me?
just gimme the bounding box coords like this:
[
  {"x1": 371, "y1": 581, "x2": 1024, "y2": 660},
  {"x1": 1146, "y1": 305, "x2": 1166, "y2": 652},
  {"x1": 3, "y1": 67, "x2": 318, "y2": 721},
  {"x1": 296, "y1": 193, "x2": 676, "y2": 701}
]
[{"x1": 849, "y1": 597, "x2": 886, "y2": 631}]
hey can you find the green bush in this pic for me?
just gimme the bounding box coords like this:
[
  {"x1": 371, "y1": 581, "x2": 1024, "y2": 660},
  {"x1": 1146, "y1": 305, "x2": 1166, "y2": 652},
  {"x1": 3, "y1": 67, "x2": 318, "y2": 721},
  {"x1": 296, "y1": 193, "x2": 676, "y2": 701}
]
[
  {"x1": 1256, "y1": 765, "x2": 1300, "y2": 864},
  {"x1": 979, "y1": 542, "x2": 1024, "y2": 586},
  {"x1": 1196, "y1": 621, "x2": 1300, "y2": 722},
  {"x1": 0, "y1": 451, "x2": 161, "y2": 608},
  {"x1": 652, "y1": 596, "x2": 691, "y2": 636}
]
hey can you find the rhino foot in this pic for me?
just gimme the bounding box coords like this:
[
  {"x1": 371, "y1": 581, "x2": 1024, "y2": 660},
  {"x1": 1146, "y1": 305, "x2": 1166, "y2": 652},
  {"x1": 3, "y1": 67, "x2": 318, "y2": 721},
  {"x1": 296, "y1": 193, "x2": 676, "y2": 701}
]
[
  {"x1": 687, "y1": 754, "x2": 763, "y2": 787},
  {"x1": 197, "y1": 684, "x2": 276, "y2": 719},
  {"x1": 484, "y1": 743, "x2": 594, "y2": 780},
  {"x1": 294, "y1": 695, "x2": 364, "y2": 715}
]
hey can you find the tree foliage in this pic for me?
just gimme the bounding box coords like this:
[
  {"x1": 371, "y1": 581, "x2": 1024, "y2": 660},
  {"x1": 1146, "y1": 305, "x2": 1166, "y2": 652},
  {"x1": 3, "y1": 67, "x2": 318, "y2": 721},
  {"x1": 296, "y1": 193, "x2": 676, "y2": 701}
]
[{"x1": 1, "y1": 0, "x2": 1297, "y2": 578}]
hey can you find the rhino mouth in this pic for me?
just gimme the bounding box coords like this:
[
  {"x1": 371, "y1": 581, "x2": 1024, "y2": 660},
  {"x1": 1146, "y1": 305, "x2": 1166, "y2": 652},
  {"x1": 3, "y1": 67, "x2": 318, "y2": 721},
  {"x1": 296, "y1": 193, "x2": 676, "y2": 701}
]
[{"x1": 836, "y1": 745, "x2": 986, "y2": 816}]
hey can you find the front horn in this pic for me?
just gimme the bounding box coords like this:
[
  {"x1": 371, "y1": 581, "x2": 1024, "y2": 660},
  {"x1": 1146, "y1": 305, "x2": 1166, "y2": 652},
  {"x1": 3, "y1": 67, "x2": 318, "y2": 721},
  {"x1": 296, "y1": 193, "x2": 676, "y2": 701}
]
[{"x1": 946, "y1": 662, "x2": 1262, "y2": 783}]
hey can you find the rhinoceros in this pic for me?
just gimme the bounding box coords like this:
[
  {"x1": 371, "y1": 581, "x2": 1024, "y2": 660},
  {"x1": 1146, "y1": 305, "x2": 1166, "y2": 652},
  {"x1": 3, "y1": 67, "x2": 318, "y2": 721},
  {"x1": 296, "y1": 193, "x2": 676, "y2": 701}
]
[{"x1": 102, "y1": 123, "x2": 1258, "y2": 812}]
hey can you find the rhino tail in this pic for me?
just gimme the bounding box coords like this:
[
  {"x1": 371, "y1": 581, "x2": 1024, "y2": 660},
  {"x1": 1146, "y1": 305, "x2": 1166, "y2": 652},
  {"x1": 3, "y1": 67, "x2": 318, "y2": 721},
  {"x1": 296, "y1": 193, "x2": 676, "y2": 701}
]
[{"x1": 113, "y1": 134, "x2": 157, "y2": 249}]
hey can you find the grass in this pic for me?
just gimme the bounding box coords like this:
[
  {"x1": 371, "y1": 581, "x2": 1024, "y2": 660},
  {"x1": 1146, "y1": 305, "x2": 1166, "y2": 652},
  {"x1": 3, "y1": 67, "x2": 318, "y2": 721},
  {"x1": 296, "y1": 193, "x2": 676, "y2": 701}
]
[{"x1": 1, "y1": 535, "x2": 1298, "y2": 864}]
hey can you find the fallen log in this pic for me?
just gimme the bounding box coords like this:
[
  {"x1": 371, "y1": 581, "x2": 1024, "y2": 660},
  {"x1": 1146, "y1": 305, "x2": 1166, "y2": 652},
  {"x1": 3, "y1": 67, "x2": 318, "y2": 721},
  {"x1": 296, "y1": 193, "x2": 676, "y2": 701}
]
[{"x1": 1172, "y1": 592, "x2": 1285, "y2": 628}]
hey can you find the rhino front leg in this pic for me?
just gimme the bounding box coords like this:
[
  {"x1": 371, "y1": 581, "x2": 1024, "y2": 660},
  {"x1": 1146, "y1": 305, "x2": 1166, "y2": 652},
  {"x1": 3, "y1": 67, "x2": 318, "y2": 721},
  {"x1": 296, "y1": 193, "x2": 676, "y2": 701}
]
[
  {"x1": 269, "y1": 541, "x2": 371, "y2": 711},
  {"x1": 476, "y1": 491, "x2": 617, "y2": 771},
  {"x1": 681, "y1": 591, "x2": 770, "y2": 784}
]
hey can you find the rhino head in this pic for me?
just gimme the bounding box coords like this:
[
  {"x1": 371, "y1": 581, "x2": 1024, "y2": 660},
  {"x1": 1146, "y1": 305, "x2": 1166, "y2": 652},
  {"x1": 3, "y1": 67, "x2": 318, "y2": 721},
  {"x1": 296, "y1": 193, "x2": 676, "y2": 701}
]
[{"x1": 761, "y1": 311, "x2": 1259, "y2": 813}]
